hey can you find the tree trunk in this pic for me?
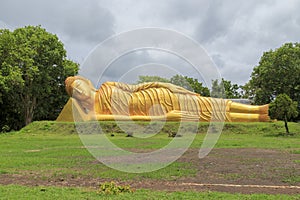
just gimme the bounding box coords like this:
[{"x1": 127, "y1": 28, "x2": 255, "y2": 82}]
[
  {"x1": 24, "y1": 96, "x2": 36, "y2": 126},
  {"x1": 284, "y1": 115, "x2": 289, "y2": 134},
  {"x1": 25, "y1": 110, "x2": 32, "y2": 125}
]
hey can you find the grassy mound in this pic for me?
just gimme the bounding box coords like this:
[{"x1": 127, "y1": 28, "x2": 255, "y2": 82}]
[{"x1": 19, "y1": 121, "x2": 300, "y2": 136}]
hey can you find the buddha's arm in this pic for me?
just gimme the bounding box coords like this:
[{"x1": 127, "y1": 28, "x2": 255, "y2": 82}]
[
  {"x1": 95, "y1": 111, "x2": 201, "y2": 122},
  {"x1": 105, "y1": 81, "x2": 199, "y2": 96},
  {"x1": 95, "y1": 114, "x2": 171, "y2": 121}
]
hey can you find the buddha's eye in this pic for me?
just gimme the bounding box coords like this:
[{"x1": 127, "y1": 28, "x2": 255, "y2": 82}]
[
  {"x1": 75, "y1": 81, "x2": 81, "y2": 86},
  {"x1": 74, "y1": 87, "x2": 83, "y2": 94}
]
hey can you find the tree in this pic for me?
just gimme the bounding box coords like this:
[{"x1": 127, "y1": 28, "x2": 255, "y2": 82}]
[
  {"x1": 210, "y1": 79, "x2": 224, "y2": 98},
  {"x1": 0, "y1": 26, "x2": 78, "y2": 131},
  {"x1": 170, "y1": 74, "x2": 192, "y2": 91},
  {"x1": 137, "y1": 75, "x2": 170, "y2": 83},
  {"x1": 222, "y1": 79, "x2": 242, "y2": 99},
  {"x1": 182, "y1": 76, "x2": 210, "y2": 97},
  {"x1": 269, "y1": 94, "x2": 298, "y2": 134},
  {"x1": 211, "y1": 78, "x2": 242, "y2": 99},
  {"x1": 170, "y1": 75, "x2": 210, "y2": 96},
  {"x1": 247, "y1": 43, "x2": 300, "y2": 110},
  {"x1": 239, "y1": 82, "x2": 253, "y2": 99}
]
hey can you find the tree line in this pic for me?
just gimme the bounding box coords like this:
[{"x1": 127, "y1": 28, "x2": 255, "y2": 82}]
[
  {"x1": 137, "y1": 75, "x2": 243, "y2": 99},
  {"x1": 1, "y1": 26, "x2": 299, "y2": 132}
]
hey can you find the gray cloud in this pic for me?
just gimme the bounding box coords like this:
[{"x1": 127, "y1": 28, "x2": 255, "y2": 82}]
[
  {"x1": 78, "y1": 27, "x2": 219, "y2": 89},
  {"x1": 161, "y1": 0, "x2": 209, "y2": 21},
  {"x1": 193, "y1": 0, "x2": 300, "y2": 83},
  {"x1": 0, "y1": 0, "x2": 114, "y2": 42},
  {"x1": 1, "y1": 0, "x2": 300, "y2": 85},
  {"x1": 59, "y1": 0, "x2": 115, "y2": 43},
  {"x1": 196, "y1": 0, "x2": 238, "y2": 42},
  {"x1": 0, "y1": 0, "x2": 115, "y2": 62},
  {"x1": 101, "y1": 49, "x2": 201, "y2": 83},
  {"x1": 100, "y1": 0, "x2": 300, "y2": 84}
]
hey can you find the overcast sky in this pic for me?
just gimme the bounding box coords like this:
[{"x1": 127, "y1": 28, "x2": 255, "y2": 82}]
[{"x1": 1, "y1": 0, "x2": 300, "y2": 86}]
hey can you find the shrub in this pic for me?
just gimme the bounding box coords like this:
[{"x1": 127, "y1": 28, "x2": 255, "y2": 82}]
[{"x1": 98, "y1": 181, "x2": 133, "y2": 195}]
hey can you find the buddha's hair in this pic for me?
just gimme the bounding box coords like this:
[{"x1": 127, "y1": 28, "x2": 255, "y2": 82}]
[{"x1": 65, "y1": 76, "x2": 96, "y2": 96}]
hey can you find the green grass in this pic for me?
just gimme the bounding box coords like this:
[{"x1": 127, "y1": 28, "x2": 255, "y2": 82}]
[
  {"x1": 283, "y1": 176, "x2": 300, "y2": 184},
  {"x1": 291, "y1": 150, "x2": 300, "y2": 154},
  {"x1": 0, "y1": 185, "x2": 299, "y2": 200},
  {"x1": 0, "y1": 129, "x2": 196, "y2": 180},
  {"x1": 0, "y1": 121, "x2": 300, "y2": 199},
  {"x1": 0, "y1": 121, "x2": 299, "y2": 180}
]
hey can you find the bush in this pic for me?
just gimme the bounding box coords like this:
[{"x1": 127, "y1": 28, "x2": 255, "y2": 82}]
[
  {"x1": 98, "y1": 181, "x2": 133, "y2": 195},
  {"x1": 1, "y1": 125, "x2": 10, "y2": 133}
]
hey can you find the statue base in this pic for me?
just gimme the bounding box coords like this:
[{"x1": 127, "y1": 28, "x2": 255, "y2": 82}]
[{"x1": 56, "y1": 98, "x2": 92, "y2": 122}]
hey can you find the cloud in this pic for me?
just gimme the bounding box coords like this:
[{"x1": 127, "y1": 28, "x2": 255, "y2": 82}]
[
  {"x1": 78, "y1": 28, "x2": 219, "y2": 88},
  {"x1": 0, "y1": 20, "x2": 11, "y2": 29},
  {"x1": 0, "y1": 0, "x2": 115, "y2": 62},
  {"x1": 0, "y1": 0, "x2": 115, "y2": 42},
  {"x1": 85, "y1": 48, "x2": 210, "y2": 87},
  {"x1": 1, "y1": 0, "x2": 300, "y2": 85},
  {"x1": 59, "y1": 0, "x2": 115, "y2": 43},
  {"x1": 191, "y1": 0, "x2": 300, "y2": 84},
  {"x1": 99, "y1": 0, "x2": 300, "y2": 84}
]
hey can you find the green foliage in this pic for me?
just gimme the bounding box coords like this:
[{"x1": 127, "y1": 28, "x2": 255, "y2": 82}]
[
  {"x1": 247, "y1": 43, "x2": 300, "y2": 109},
  {"x1": 211, "y1": 79, "x2": 225, "y2": 98},
  {"x1": 222, "y1": 79, "x2": 242, "y2": 99},
  {"x1": 239, "y1": 82, "x2": 252, "y2": 99},
  {"x1": 0, "y1": 25, "x2": 78, "y2": 130},
  {"x1": 171, "y1": 75, "x2": 210, "y2": 96},
  {"x1": 1, "y1": 124, "x2": 10, "y2": 133},
  {"x1": 211, "y1": 78, "x2": 242, "y2": 99},
  {"x1": 269, "y1": 94, "x2": 298, "y2": 134},
  {"x1": 137, "y1": 75, "x2": 170, "y2": 83},
  {"x1": 170, "y1": 74, "x2": 192, "y2": 90},
  {"x1": 98, "y1": 182, "x2": 133, "y2": 195}
]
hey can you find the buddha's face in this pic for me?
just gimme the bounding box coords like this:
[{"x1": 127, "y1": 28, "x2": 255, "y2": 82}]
[{"x1": 70, "y1": 79, "x2": 93, "y2": 101}]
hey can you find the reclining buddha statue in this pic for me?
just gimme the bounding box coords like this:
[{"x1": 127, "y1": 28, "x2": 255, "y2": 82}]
[{"x1": 58, "y1": 76, "x2": 269, "y2": 122}]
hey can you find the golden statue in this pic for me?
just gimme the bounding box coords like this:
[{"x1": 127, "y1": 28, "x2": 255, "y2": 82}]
[{"x1": 57, "y1": 76, "x2": 269, "y2": 122}]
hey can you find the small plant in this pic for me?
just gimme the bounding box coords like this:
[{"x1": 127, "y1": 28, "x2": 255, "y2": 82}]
[
  {"x1": 168, "y1": 130, "x2": 177, "y2": 137},
  {"x1": 1, "y1": 125, "x2": 10, "y2": 133},
  {"x1": 98, "y1": 181, "x2": 133, "y2": 195},
  {"x1": 42, "y1": 123, "x2": 52, "y2": 130},
  {"x1": 167, "y1": 126, "x2": 181, "y2": 137}
]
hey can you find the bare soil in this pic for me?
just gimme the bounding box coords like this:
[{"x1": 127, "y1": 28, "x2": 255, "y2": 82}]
[{"x1": 1, "y1": 148, "x2": 299, "y2": 194}]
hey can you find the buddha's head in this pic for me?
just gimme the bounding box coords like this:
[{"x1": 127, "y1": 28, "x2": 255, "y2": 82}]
[{"x1": 65, "y1": 76, "x2": 96, "y2": 111}]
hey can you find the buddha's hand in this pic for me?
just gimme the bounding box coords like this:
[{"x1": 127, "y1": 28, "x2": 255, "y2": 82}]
[{"x1": 167, "y1": 84, "x2": 200, "y2": 96}]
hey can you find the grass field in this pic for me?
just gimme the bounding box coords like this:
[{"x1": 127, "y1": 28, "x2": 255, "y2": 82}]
[
  {"x1": 0, "y1": 185, "x2": 299, "y2": 200},
  {"x1": 0, "y1": 121, "x2": 299, "y2": 199}
]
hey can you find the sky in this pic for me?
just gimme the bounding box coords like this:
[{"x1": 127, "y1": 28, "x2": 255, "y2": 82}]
[{"x1": 1, "y1": 0, "x2": 300, "y2": 86}]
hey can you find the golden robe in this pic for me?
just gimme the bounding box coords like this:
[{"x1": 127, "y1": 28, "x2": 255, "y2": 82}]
[{"x1": 93, "y1": 82, "x2": 267, "y2": 122}]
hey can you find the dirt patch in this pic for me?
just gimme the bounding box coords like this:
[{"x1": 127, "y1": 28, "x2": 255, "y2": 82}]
[
  {"x1": 179, "y1": 148, "x2": 300, "y2": 186},
  {"x1": 1, "y1": 148, "x2": 299, "y2": 194}
]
